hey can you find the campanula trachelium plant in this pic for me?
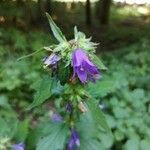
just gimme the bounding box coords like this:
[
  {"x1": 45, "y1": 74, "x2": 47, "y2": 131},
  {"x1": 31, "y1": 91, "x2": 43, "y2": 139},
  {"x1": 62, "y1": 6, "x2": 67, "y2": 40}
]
[{"x1": 27, "y1": 13, "x2": 110, "y2": 150}]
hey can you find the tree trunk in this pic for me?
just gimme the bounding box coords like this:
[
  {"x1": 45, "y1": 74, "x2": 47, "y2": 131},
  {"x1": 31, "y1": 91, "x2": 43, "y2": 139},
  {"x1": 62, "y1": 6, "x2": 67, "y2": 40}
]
[
  {"x1": 45, "y1": 0, "x2": 52, "y2": 15},
  {"x1": 99, "y1": 0, "x2": 111, "y2": 25},
  {"x1": 25, "y1": 0, "x2": 35, "y2": 26},
  {"x1": 37, "y1": 0, "x2": 43, "y2": 20},
  {"x1": 85, "y1": 0, "x2": 92, "y2": 26}
]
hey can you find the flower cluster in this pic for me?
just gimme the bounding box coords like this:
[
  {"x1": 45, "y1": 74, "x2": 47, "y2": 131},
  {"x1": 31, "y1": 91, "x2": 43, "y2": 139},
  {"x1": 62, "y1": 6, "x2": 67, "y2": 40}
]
[
  {"x1": 42, "y1": 22, "x2": 102, "y2": 150},
  {"x1": 43, "y1": 48, "x2": 100, "y2": 84},
  {"x1": 18, "y1": 48, "x2": 97, "y2": 148}
]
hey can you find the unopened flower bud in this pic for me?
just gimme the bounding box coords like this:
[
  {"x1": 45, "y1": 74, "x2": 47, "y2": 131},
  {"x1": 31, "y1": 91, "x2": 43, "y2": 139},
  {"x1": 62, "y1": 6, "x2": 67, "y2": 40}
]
[{"x1": 78, "y1": 101, "x2": 87, "y2": 113}]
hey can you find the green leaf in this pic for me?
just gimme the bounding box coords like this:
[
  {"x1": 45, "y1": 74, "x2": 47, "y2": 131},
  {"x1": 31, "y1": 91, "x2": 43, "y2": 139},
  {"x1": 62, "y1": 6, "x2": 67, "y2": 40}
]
[
  {"x1": 14, "y1": 119, "x2": 29, "y2": 142},
  {"x1": 140, "y1": 139, "x2": 150, "y2": 150},
  {"x1": 79, "y1": 138, "x2": 104, "y2": 150},
  {"x1": 87, "y1": 79, "x2": 116, "y2": 98},
  {"x1": 86, "y1": 99, "x2": 111, "y2": 133},
  {"x1": 27, "y1": 76, "x2": 53, "y2": 109},
  {"x1": 78, "y1": 114, "x2": 113, "y2": 149},
  {"x1": 114, "y1": 129, "x2": 124, "y2": 141},
  {"x1": 36, "y1": 123, "x2": 68, "y2": 150},
  {"x1": 57, "y1": 61, "x2": 71, "y2": 85},
  {"x1": 46, "y1": 13, "x2": 66, "y2": 42},
  {"x1": 76, "y1": 109, "x2": 96, "y2": 138},
  {"x1": 98, "y1": 132, "x2": 114, "y2": 149},
  {"x1": 26, "y1": 128, "x2": 41, "y2": 150},
  {"x1": 92, "y1": 54, "x2": 107, "y2": 70},
  {"x1": 124, "y1": 138, "x2": 140, "y2": 150},
  {"x1": 0, "y1": 95, "x2": 11, "y2": 109},
  {"x1": 0, "y1": 117, "x2": 18, "y2": 138}
]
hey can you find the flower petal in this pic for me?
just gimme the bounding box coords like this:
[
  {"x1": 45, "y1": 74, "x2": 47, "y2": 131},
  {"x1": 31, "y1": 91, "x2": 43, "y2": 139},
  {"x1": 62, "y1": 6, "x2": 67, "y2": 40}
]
[
  {"x1": 51, "y1": 113, "x2": 62, "y2": 122},
  {"x1": 72, "y1": 129, "x2": 80, "y2": 147},
  {"x1": 67, "y1": 137, "x2": 74, "y2": 150},
  {"x1": 43, "y1": 53, "x2": 60, "y2": 66},
  {"x1": 76, "y1": 67, "x2": 87, "y2": 83},
  {"x1": 72, "y1": 49, "x2": 87, "y2": 67},
  {"x1": 71, "y1": 48, "x2": 100, "y2": 83},
  {"x1": 12, "y1": 143, "x2": 24, "y2": 150},
  {"x1": 67, "y1": 128, "x2": 80, "y2": 150}
]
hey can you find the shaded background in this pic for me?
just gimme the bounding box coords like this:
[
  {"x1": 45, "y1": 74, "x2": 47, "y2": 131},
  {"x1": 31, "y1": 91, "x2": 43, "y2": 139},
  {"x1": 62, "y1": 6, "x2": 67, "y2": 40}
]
[
  {"x1": 0, "y1": 0, "x2": 150, "y2": 51},
  {"x1": 0, "y1": 0, "x2": 150, "y2": 150}
]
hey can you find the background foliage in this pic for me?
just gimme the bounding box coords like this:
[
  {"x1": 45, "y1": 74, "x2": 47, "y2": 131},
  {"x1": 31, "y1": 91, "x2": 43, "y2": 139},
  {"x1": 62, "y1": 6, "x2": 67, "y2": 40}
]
[{"x1": 0, "y1": 0, "x2": 150, "y2": 149}]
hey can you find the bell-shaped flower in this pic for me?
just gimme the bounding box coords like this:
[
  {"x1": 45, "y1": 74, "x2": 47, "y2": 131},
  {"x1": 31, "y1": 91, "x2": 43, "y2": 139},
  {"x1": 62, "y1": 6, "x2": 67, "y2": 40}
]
[
  {"x1": 43, "y1": 53, "x2": 60, "y2": 68},
  {"x1": 72, "y1": 49, "x2": 100, "y2": 83},
  {"x1": 67, "y1": 128, "x2": 80, "y2": 150},
  {"x1": 11, "y1": 143, "x2": 24, "y2": 150}
]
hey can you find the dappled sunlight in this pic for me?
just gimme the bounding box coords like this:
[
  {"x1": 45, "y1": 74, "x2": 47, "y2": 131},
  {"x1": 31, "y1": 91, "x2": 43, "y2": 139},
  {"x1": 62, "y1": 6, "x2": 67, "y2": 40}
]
[
  {"x1": 56, "y1": 0, "x2": 150, "y2": 4},
  {"x1": 0, "y1": 16, "x2": 5, "y2": 23},
  {"x1": 114, "y1": 0, "x2": 150, "y2": 4}
]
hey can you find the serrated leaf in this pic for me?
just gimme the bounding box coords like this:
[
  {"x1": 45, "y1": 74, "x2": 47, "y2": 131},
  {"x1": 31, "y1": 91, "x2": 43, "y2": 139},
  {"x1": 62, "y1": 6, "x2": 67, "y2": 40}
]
[
  {"x1": 36, "y1": 123, "x2": 68, "y2": 150},
  {"x1": 46, "y1": 13, "x2": 66, "y2": 42},
  {"x1": 92, "y1": 54, "x2": 107, "y2": 70},
  {"x1": 86, "y1": 100, "x2": 111, "y2": 133},
  {"x1": 27, "y1": 76, "x2": 53, "y2": 110},
  {"x1": 79, "y1": 139, "x2": 103, "y2": 150}
]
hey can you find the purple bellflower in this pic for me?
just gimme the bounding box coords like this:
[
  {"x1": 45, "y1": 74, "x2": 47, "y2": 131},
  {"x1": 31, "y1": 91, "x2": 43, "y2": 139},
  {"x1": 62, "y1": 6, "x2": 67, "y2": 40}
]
[
  {"x1": 67, "y1": 128, "x2": 80, "y2": 150},
  {"x1": 72, "y1": 49, "x2": 100, "y2": 83},
  {"x1": 51, "y1": 113, "x2": 62, "y2": 122},
  {"x1": 12, "y1": 143, "x2": 24, "y2": 150},
  {"x1": 43, "y1": 53, "x2": 60, "y2": 68}
]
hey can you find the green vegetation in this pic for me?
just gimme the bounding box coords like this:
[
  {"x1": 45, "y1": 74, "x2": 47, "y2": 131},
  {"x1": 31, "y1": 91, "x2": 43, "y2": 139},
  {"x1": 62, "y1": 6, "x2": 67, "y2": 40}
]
[
  {"x1": 0, "y1": 1, "x2": 150, "y2": 149},
  {"x1": 0, "y1": 26, "x2": 149, "y2": 149},
  {"x1": 88, "y1": 39, "x2": 150, "y2": 149}
]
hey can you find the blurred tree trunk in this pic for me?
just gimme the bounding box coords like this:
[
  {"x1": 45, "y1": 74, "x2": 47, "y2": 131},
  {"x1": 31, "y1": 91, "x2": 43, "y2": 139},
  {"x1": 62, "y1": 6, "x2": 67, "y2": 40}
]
[
  {"x1": 99, "y1": 0, "x2": 111, "y2": 24},
  {"x1": 14, "y1": 0, "x2": 25, "y2": 24},
  {"x1": 37, "y1": 0, "x2": 44, "y2": 21},
  {"x1": 45, "y1": 0, "x2": 52, "y2": 15},
  {"x1": 85, "y1": 0, "x2": 91, "y2": 26},
  {"x1": 25, "y1": 0, "x2": 35, "y2": 26},
  {"x1": 16, "y1": 0, "x2": 24, "y2": 6}
]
